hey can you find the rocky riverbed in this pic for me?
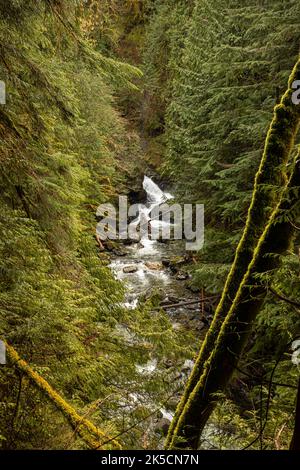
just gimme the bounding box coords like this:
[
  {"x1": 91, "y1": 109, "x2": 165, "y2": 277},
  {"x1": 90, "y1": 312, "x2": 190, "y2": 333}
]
[{"x1": 95, "y1": 176, "x2": 221, "y2": 446}]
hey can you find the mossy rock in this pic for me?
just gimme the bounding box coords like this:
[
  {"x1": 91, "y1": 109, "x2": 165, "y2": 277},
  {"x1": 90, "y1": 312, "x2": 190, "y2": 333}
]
[{"x1": 154, "y1": 418, "x2": 171, "y2": 436}]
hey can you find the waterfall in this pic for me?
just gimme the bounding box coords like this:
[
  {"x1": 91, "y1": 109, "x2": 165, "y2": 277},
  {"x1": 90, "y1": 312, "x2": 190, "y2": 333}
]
[{"x1": 143, "y1": 176, "x2": 172, "y2": 205}]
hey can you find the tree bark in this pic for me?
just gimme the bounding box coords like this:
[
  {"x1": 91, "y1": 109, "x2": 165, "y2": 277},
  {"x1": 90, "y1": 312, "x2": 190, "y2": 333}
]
[
  {"x1": 166, "y1": 57, "x2": 300, "y2": 447},
  {"x1": 168, "y1": 155, "x2": 300, "y2": 449},
  {"x1": 5, "y1": 341, "x2": 121, "y2": 450},
  {"x1": 166, "y1": 56, "x2": 300, "y2": 449}
]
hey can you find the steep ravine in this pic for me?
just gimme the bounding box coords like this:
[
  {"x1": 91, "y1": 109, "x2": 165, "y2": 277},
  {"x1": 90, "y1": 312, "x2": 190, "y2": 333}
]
[
  {"x1": 95, "y1": 175, "x2": 226, "y2": 448},
  {"x1": 101, "y1": 175, "x2": 206, "y2": 331}
]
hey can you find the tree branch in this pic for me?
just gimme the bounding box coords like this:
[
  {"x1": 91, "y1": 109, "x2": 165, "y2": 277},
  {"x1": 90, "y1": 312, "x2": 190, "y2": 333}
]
[{"x1": 269, "y1": 286, "x2": 300, "y2": 309}]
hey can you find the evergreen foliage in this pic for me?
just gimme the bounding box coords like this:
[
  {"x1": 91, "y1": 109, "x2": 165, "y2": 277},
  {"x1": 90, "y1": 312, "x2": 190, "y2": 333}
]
[
  {"x1": 1, "y1": 0, "x2": 300, "y2": 452},
  {"x1": 165, "y1": 0, "x2": 300, "y2": 278},
  {"x1": 0, "y1": 0, "x2": 192, "y2": 449}
]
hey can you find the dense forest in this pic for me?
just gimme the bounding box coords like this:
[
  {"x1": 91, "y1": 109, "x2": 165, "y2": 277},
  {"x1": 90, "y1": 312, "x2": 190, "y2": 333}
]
[{"x1": 0, "y1": 0, "x2": 300, "y2": 452}]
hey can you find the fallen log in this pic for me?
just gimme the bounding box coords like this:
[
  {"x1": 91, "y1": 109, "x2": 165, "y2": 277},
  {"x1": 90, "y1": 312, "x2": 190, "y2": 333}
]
[{"x1": 157, "y1": 295, "x2": 219, "y2": 310}]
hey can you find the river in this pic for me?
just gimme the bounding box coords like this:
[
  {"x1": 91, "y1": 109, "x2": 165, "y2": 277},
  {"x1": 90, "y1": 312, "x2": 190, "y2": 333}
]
[
  {"x1": 96, "y1": 175, "x2": 224, "y2": 448},
  {"x1": 107, "y1": 176, "x2": 205, "y2": 329}
]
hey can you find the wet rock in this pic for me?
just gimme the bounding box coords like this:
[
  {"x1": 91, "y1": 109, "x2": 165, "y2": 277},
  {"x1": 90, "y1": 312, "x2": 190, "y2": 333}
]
[
  {"x1": 104, "y1": 240, "x2": 118, "y2": 252},
  {"x1": 186, "y1": 303, "x2": 198, "y2": 311},
  {"x1": 157, "y1": 237, "x2": 170, "y2": 244},
  {"x1": 122, "y1": 238, "x2": 138, "y2": 246},
  {"x1": 161, "y1": 258, "x2": 171, "y2": 267},
  {"x1": 103, "y1": 240, "x2": 129, "y2": 256},
  {"x1": 128, "y1": 188, "x2": 146, "y2": 204},
  {"x1": 154, "y1": 418, "x2": 171, "y2": 436},
  {"x1": 145, "y1": 261, "x2": 163, "y2": 271},
  {"x1": 168, "y1": 256, "x2": 186, "y2": 273},
  {"x1": 168, "y1": 295, "x2": 182, "y2": 303},
  {"x1": 139, "y1": 287, "x2": 165, "y2": 304},
  {"x1": 123, "y1": 265, "x2": 138, "y2": 274},
  {"x1": 176, "y1": 271, "x2": 189, "y2": 281},
  {"x1": 113, "y1": 249, "x2": 128, "y2": 256},
  {"x1": 160, "y1": 295, "x2": 181, "y2": 306},
  {"x1": 168, "y1": 397, "x2": 179, "y2": 410},
  {"x1": 136, "y1": 241, "x2": 145, "y2": 249}
]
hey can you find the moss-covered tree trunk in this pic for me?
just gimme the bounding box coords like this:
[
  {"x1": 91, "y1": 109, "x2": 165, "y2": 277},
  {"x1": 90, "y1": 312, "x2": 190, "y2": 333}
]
[
  {"x1": 166, "y1": 57, "x2": 300, "y2": 446},
  {"x1": 166, "y1": 57, "x2": 300, "y2": 449},
  {"x1": 168, "y1": 155, "x2": 300, "y2": 449}
]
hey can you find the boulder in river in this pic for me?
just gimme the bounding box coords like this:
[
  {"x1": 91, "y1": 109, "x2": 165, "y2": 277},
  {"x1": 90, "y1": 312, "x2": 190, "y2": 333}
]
[
  {"x1": 121, "y1": 238, "x2": 138, "y2": 246},
  {"x1": 123, "y1": 265, "x2": 138, "y2": 274},
  {"x1": 160, "y1": 295, "x2": 181, "y2": 306},
  {"x1": 103, "y1": 240, "x2": 129, "y2": 256},
  {"x1": 168, "y1": 256, "x2": 186, "y2": 272},
  {"x1": 161, "y1": 258, "x2": 171, "y2": 267},
  {"x1": 139, "y1": 287, "x2": 165, "y2": 304},
  {"x1": 113, "y1": 248, "x2": 128, "y2": 257},
  {"x1": 156, "y1": 237, "x2": 170, "y2": 244},
  {"x1": 168, "y1": 295, "x2": 182, "y2": 303},
  {"x1": 176, "y1": 271, "x2": 189, "y2": 281},
  {"x1": 103, "y1": 240, "x2": 118, "y2": 252},
  {"x1": 154, "y1": 418, "x2": 171, "y2": 436},
  {"x1": 145, "y1": 261, "x2": 163, "y2": 271}
]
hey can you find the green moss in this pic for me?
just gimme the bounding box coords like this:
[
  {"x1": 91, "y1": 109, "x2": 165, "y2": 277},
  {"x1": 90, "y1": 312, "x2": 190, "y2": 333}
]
[
  {"x1": 166, "y1": 56, "x2": 300, "y2": 449},
  {"x1": 5, "y1": 342, "x2": 121, "y2": 450}
]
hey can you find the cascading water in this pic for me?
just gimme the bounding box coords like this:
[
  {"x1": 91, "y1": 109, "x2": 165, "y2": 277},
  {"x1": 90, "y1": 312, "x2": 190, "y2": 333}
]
[
  {"x1": 142, "y1": 175, "x2": 170, "y2": 205},
  {"x1": 104, "y1": 175, "x2": 201, "y2": 318},
  {"x1": 127, "y1": 176, "x2": 174, "y2": 253},
  {"x1": 102, "y1": 176, "x2": 216, "y2": 446}
]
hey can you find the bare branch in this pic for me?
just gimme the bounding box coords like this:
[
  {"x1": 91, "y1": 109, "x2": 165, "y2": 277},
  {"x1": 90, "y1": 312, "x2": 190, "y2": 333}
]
[{"x1": 269, "y1": 286, "x2": 300, "y2": 309}]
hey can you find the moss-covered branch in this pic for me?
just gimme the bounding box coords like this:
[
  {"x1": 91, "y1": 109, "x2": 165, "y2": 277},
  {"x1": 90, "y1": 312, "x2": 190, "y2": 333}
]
[
  {"x1": 166, "y1": 56, "x2": 300, "y2": 449},
  {"x1": 5, "y1": 342, "x2": 121, "y2": 450},
  {"x1": 167, "y1": 151, "x2": 300, "y2": 449}
]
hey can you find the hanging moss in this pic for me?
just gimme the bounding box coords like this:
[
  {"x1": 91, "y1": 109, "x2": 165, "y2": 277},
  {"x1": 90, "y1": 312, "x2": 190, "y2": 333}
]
[
  {"x1": 5, "y1": 342, "x2": 121, "y2": 450},
  {"x1": 166, "y1": 56, "x2": 300, "y2": 449}
]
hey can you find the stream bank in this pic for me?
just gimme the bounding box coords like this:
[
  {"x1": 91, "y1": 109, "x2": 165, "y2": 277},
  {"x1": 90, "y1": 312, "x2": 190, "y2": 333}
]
[
  {"x1": 94, "y1": 174, "x2": 223, "y2": 446},
  {"x1": 97, "y1": 175, "x2": 212, "y2": 332}
]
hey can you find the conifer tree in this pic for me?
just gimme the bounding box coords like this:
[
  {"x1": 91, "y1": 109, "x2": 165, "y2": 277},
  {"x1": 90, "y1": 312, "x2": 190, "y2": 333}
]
[
  {"x1": 142, "y1": 0, "x2": 194, "y2": 135},
  {"x1": 0, "y1": 0, "x2": 173, "y2": 449},
  {"x1": 166, "y1": 56, "x2": 300, "y2": 449},
  {"x1": 165, "y1": 0, "x2": 300, "y2": 281}
]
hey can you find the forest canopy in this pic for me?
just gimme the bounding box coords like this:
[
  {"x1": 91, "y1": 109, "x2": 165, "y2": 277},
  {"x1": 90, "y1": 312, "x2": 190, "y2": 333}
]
[{"x1": 0, "y1": 0, "x2": 300, "y2": 453}]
